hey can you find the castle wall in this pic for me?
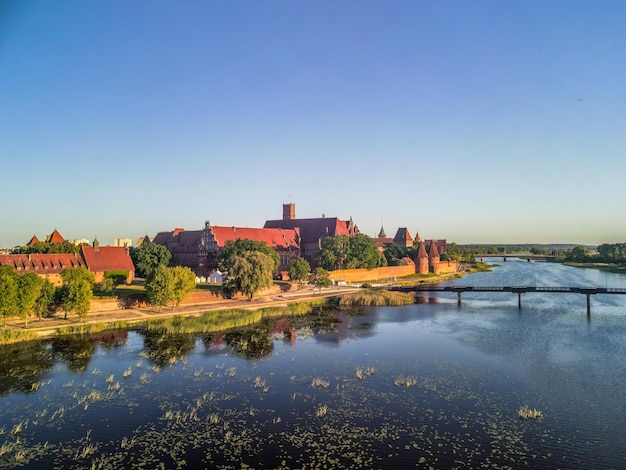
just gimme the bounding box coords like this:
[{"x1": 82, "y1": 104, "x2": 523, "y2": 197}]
[{"x1": 329, "y1": 265, "x2": 415, "y2": 283}]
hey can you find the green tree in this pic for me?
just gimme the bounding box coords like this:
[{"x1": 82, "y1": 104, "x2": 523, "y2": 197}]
[
  {"x1": 218, "y1": 239, "x2": 279, "y2": 274},
  {"x1": 383, "y1": 243, "x2": 407, "y2": 266},
  {"x1": 171, "y1": 266, "x2": 196, "y2": 306},
  {"x1": 60, "y1": 267, "x2": 94, "y2": 320},
  {"x1": 568, "y1": 245, "x2": 588, "y2": 262},
  {"x1": 223, "y1": 251, "x2": 274, "y2": 299},
  {"x1": 348, "y1": 234, "x2": 386, "y2": 269},
  {"x1": 309, "y1": 267, "x2": 332, "y2": 293},
  {"x1": 317, "y1": 235, "x2": 351, "y2": 270},
  {"x1": 131, "y1": 242, "x2": 172, "y2": 278},
  {"x1": 34, "y1": 279, "x2": 55, "y2": 321},
  {"x1": 0, "y1": 266, "x2": 19, "y2": 322},
  {"x1": 145, "y1": 264, "x2": 175, "y2": 312},
  {"x1": 317, "y1": 234, "x2": 385, "y2": 270},
  {"x1": 288, "y1": 257, "x2": 310, "y2": 282},
  {"x1": 17, "y1": 272, "x2": 44, "y2": 326}
]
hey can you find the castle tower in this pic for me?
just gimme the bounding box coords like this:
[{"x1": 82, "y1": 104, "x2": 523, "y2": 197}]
[
  {"x1": 428, "y1": 242, "x2": 440, "y2": 274},
  {"x1": 283, "y1": 203, "x2": 296, "y2": 221},
  {"x1": 415, "y1": 242, "x2": 429, "y2": 275}
]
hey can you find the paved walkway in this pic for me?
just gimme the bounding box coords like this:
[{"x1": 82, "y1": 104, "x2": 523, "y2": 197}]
[{"x1": 4, "y1": 286, "x2": 357, "y2": 337}]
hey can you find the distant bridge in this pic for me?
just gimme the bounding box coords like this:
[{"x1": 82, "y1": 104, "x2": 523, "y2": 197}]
[
  {"x1": 388, "y1": 285, "x2": 626, "y2": 315},
  {"x1": 477, "y1": 254, "x2": 556, "y2": 261}
]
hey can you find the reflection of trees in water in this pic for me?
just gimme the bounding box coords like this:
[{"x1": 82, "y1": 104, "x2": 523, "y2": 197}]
[
  {"x1": 224, "y1": 323, "x2": 273, "y2": 359},
  {"x1": 0, "y1": 340, "x2": 54, "y2": 395},
  {"x1": 51, "y1": 336, "x2": 96, "y2": 372},
  {"x1": 91, "y1": 330, "x2": 129, "y2": 350},
  {"x1": 141, "y1": 330, "x2": 196, "y2": 367}
]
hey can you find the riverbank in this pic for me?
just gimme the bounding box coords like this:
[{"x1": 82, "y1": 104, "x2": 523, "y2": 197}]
[
  {"x1": 563, "y1": 261, "x2": 626, "y2": 274},
  {"x1": 0, "y1": 266, "x2": 484, "y2": 344}
]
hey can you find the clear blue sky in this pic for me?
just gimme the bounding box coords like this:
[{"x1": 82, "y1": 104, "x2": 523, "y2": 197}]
[{"x1": 1, "y1": 1, "x2": 625, "y2": 247}]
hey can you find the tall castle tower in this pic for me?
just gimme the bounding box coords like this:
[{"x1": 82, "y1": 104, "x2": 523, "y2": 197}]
[{"x1": 283, "y1": 203, "x2": 296, "y2": 221}]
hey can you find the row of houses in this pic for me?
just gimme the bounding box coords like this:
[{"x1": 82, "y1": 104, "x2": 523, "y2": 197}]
[{"x1": 0, "y1": 231, "x2": 135, "y2": 286}]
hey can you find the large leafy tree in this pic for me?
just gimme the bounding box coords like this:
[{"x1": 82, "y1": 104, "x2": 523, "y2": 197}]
[
  {"x1": 171, "y1": 266, "x2": 196, "y2": 306},
  {"x1": 218, "y1": 239, "x2": 279, "y2": 274},
  {"x1": 348, "y1": 234, "x2": 386, "y2": 269},
  {"x1": 317, "y1": 234, "x2": 385, "y2": 270},
  {"x1": 17, "y1": 272, "x2": 44, "y2": 326},
  {"x1": 288, "y1": 257, "x2": 311, "y2": 282},
  {"x1": 223, "y1": 251, "x2": 274, "y2": 299},
  {"x1": 0, "y1": 266, "x2": 19, "y2": 322},
  {"x1": 309, "y1": 267, "x2": 332, "y2": 293},
  {"x1": 34, "y1": 279, "x2": 55, "y2": 321},
  {"x1": 60, "y1": 267, "x2": 94, "y2": 320},
  {"x1": 131, "y1": 242, "x2": 172, "y2": 278},
  {"x1": 145, "y1": 265, "x2": 175, "y2": 312}
]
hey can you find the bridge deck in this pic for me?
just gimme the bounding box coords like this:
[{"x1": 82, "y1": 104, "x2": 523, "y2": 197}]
[{"x1": 391, "y1": 286, "x2": 626, "y2": 295}]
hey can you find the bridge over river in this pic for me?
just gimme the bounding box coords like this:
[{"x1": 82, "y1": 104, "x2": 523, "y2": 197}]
[{"x1": 388, "y1": 285, "x2": 626, "y2": 315}]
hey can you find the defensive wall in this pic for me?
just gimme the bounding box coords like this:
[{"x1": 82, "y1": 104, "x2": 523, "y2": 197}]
[
  {"x1": 329, "y1": 265, "x2": 416, "y2": 283},
  {"x1": 432, "y1": 260, "x2": 459, "y2": 275}
]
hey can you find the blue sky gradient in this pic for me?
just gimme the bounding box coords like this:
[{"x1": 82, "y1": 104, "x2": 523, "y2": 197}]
[{"x1": 1, "y1": 1, "x2": 625, "y2": 247}]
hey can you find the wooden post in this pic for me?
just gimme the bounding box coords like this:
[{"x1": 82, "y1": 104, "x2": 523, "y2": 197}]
[
  {"x1": 518, "y1": 292, "x2": 522, "y2": 309},
  {"x1": 587, "y1": 294, "x2": 591, "y2": 317},
  {"x1": 457, "y1": 292, "x2": 461, "y2": 306}
]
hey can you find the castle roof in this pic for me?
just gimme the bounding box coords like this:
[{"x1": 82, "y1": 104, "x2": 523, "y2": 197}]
[
  {"x1": 428, "y1": 241, "x2": 440, "y2": 258},
  {"x1": 0, "y1": 253, "x2": 85, "y2": 274},
  {"x1": 209, "y1": 226, "x2": 300, "y2": 249},
  {"x1": 416, "y1": 242, "x2": 428, "y2": 259},
  {"x1": 393, "y1": 227, "x2": 413, "y2": 246},
  {"x1": 26, "y1": 235, "x2": 40, "y2": 246},
  {"x1": 264, "y1": 217, "x2": 357, "y2": 245},
  {"x1": 46, "y1": 229, "x2": 65, "y2": 244},
  {"x1": 153, "y1": 225, "x2": 301, "y2": 251},
  {"x1": 80, "y1": 246, "x2": 135, "y2": 273}
]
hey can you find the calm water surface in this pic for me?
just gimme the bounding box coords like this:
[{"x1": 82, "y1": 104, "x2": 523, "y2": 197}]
[{"x1": 1, "y1": 259, "x2": 625, "y2": 469}]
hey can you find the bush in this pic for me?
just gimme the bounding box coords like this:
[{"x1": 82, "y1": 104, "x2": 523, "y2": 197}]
[{"x1": 104, "y1": 270, "x2": 130, "y2": 286}]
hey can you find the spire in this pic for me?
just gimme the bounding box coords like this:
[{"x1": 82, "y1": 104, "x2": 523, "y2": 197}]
[
  {"x1": 428, "y1": 241, "x2": 440, "y2": 258},
  {"x1": 378, "y1": 225, "x2": 387, "y2": 238},
  {"x1": 93, "y1": 237, "x2": 100, "y2": 251},
  {"x1": 417, "y1": 242, "x2": 428, "y2": 259}
]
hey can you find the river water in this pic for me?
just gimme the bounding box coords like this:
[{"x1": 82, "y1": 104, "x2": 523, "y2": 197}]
[{"x1": 1, "y1": 259, "x2": 625, "y2": 469}]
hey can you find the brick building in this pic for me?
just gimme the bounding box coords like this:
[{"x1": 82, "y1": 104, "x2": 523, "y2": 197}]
[
  {"x1": 153, "y1": 221, "x2": 301, "y2": 276},
  {"x1": 263, "y1": 203, "x2": 359, "y2": 264}
]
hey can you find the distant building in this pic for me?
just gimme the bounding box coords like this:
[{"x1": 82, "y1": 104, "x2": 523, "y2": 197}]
[
  {"x1": 70, "y1": 238, "x2": 90, "y2": 246},
  {"x1": 114, "y1": 238, "x2": 132, "y2": 248},
  {"x1": 136, "y1": 235, "x2": 152, "y2": 247},
  {"x1": 263, "y1": 203, "x2": 359, "y2": 264},
  {"x1": 0, "y1": 237, "x2": 135, "y2": 285}
]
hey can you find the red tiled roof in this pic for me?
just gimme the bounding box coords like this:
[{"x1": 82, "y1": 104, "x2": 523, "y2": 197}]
[
  {"x1": 81, "y1": 246, "x2": 135, "y2": 273},
  {"x1": 264, "y1": 217, "x2": 357, "y2": 244},
  {"x1": 26, "y1": 235, "x2": 40, "y2": 246},
  {"x1": 416, "y1": 242, "x2": 428, "y2": 259},
  {"x1": 46, "y1": 229, "x2": 65, "y2": 244},
  {"x1": 428, "y1": 241, "x2": 440, "y2": 258},
  {"x1": 0, "y1": 253, "x2": 85, "y2": 273},
  {"x1": 210, "y1": 226, "x2": 300, "y2": 249}
]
